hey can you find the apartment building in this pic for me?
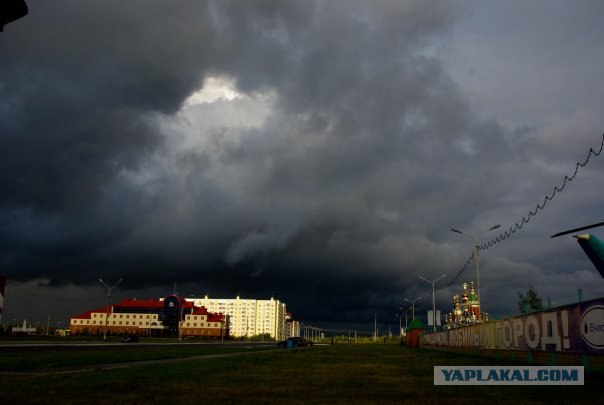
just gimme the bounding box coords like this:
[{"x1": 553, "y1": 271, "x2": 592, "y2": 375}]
[{"x1": 192, "y1": 295, "x2": 290, "y2": 340}]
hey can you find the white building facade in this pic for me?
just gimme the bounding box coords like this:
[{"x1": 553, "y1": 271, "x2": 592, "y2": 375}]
[{"x1": 192, "y1": 296, "x2": 288, "y2": 340}]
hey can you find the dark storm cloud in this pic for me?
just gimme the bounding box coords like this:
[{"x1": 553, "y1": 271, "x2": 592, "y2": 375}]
[
  {"x1": 0, "y1": 1, "x2": 216, "y2": 281},
  {"x1": 1, "y1": 1, "x2": 603, "y2": 325},
  {"x1": 1, "y1": 2, "x2": 213, "y2": 211}
]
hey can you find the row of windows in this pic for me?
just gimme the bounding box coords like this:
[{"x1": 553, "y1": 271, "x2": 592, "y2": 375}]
[
  {"x1": 200, "y1": 302, "x2": 278, "y2": 307},
  {"x1": 92, "y1": 313, "x2": 157, "y2": 320},
  {"x1": 72, "y1": 319, "x2": 161, "y2": 326},
  {"x1": 181, "y1": 329, "x2": 224, "y2": 335},
  {"x1": 76, "y1": 311, "x2": 281, "y2": 328},
  {"x1": 73, "y1": 319, "x2": 223, "y2": 328},
  {"x1": 183, "y1": 323, "x2": 221, "y2": 328},
  {"x1": 207, "y1": 307, "x2": 283, "y2": 316}
]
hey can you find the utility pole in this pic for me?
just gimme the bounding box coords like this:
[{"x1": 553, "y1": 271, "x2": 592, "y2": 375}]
[
  {"x1": 99, "y1": 278, "x2": 123, "y2": 341},
  {"x1": 374, "y1": 313, "x2": 377, "y2": 343},
  {"x1": 396, "y1": 311, "x2": 402, "y2": 336},
  {"x1": 179, "y1": 301, "x2": 183, "y2": 342},
  {"x1": 403, "y1": 306, "x2": 412, "y2": 332}
]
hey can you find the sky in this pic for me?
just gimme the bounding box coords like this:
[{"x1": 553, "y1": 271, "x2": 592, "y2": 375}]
[{"x1": 1, "y1": 0, "x2": 603, "y2": 333}]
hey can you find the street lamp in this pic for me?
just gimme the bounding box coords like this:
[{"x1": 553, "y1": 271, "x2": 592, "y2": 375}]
[
  {"x1": 400, "y1": 306, "x2": 412, "y2": 332},
  {"x1": 395, "y1": 313, "x2": 402, "y2": 336},
  {"x1": 374, "y1": 313, "x2": 377, "y2": 342},
  {"x1": 419, "y1": 274, "x2": 447, "y2": 332},
  {"x1": 451, "y1": 224, "x2": 500, "y2": 315},
  {"x1": 99, "y1": 278, "x2": 123, "y2": 341},
  {"x1": 404, "y1": 297, "x2": 423, "y2": 321}
]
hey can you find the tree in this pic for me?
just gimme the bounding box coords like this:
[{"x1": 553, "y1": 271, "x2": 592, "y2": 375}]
[{"x1": 518, "y1": 285, "x2": 544, "y2": 313}]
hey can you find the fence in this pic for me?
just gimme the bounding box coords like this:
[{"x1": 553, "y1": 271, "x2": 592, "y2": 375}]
[{"x1": 421, "y1": 297, "x2": 604, "y2": 371}]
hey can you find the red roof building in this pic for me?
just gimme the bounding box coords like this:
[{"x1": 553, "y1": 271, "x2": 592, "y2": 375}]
[{"x1": 70, "y1": 295, "x2": 229, "y2": 338}]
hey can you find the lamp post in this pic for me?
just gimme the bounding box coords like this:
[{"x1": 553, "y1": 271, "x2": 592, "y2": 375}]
[
  {"x1": 419, "y1": 274, "x2": 447, "y2": 332},
  {"x1": 374, "y1": 313, "x2": 377, "y2": 342},
  {"x1": 451, "y1": 224, "x2": 500, "y2": 315},
  {"x1": 404, "y1": 297, "x2": 423, "y2": 322},
  {"x1": 395, "y1": 313, "x2": 402, "y2": 336},
  {"x1": 403, "y1": 306, "x2": 411, "y2": 332},
  {"x1": 99, "y1": 278, "x2": 123, "y2": 341}
]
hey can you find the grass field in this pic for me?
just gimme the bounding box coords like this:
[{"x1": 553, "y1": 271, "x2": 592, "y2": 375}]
[
  {"x1": 0, "y1": 342, "x2": 275, "y2": 372},
  {"x1": 0, "y1": 342, "x2": 599, "y2": 403}
]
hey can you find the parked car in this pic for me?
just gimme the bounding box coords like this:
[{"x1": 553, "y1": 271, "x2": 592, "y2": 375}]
[
  {"x1": 121, "y1": 334, "x2": 139, "y2": 343},
  {"x1": 277, "y1": 337, "x2": 313, "y2": 348}
]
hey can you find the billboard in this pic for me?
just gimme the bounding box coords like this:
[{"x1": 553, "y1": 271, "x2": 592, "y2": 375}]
[
  {"x1": 427, "y1": 310, "x2": 441, "y2": 326},
  {"x1": 423, "y1": 298, "x2": 604, "y2": 354}
]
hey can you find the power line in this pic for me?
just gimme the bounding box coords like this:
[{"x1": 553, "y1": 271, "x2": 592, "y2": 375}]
[
  {"x1": 446, "y1": 252, "x2": 475, "y2": 289},
  {"x1": 480, "y1": 133, "x2": 604, "y2": 251},
  {"x1": 447, "y1": 132, "x2": 604, "y2": 287}
]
